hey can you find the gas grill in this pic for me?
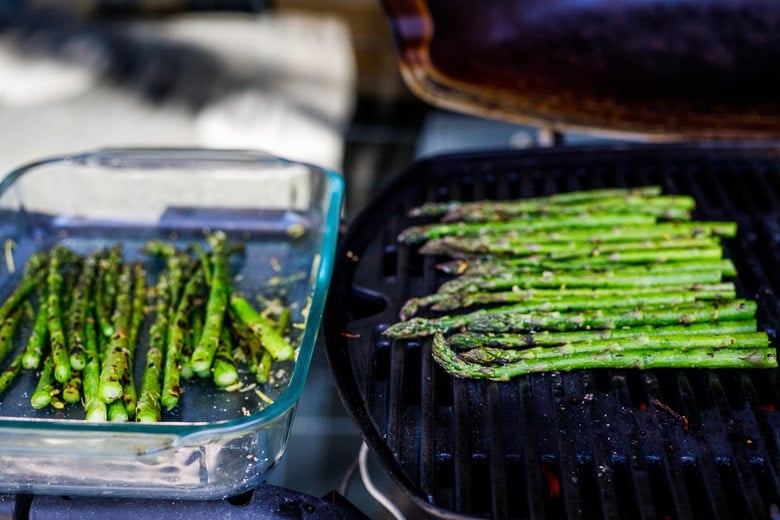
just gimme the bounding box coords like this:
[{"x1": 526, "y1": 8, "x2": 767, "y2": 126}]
[{"x1": 323, "y1": 143, "x2": 780, "y2": 519}]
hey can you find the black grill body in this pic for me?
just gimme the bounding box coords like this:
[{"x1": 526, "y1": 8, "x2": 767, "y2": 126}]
[{"x1": 323, "y1": 143, "x2": 780, "y2": 519}]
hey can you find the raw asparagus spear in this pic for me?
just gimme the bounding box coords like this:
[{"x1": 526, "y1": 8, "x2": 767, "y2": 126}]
[
  {"x1": 398, "y1": 213, "x2": 659, "y2": 244},
  {"x1": 420, "y1": 221, "x2": 737, "y2": 257},
  {"x1": 467, "y1": 300, "x2": 757, "y2": 334},
  {"x1": 401, "y1": 282, "x2": 736, "y2": 319},
  {"x1": 191, "y1": 231, "x2": 230, "y2": 377},
  {"x1": 432, "y1": 287, "x2": 733, "y2": 315},
  {"x1": 438, "y1": 194, "x2": 696, "y2": 222},
  {"x1": 447, "y1": 321, "x2": 759, "y2": 350},
  {"x1": 408, "y1": 186, "x2": 664, "y2": 217},
  {"x1": 228, "y1": 310, "x2": 262, "y2": 377},
  {"x1": 432, "y1": 333, "x2": 778, "y2": 381},
  {"x1": 384, "y1": 300, "x2": 757, "y2": 338},
  {"x1": 438, "y1": 268, "x2": 724, "y2": 295},
  {"x1": 461, "y1": 332, "x2": 770, "y2": 365},
  {"x1": 436, "y1": 257, "x2": 737, "y2": 278},
  {"x1": 425, "y1": 236, "x2": 722, "y2": 260}
]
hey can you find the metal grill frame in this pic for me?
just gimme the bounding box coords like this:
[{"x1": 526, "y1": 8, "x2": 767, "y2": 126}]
[{"x1": 324, "y1": 142, "x2": 780, "y2": 519}]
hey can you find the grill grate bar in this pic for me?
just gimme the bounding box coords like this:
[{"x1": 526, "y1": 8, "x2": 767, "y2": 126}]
[
  {"x1": 450, "y1": 379, "x2": 470, "y2": 512},
  {"x1": 547, "y1": 373, "x2": 585, "y2": 520},
  {"x1": 517, "y1": 378, "x2": 547, "y2": 520},
  {"x1": 607, "y1": 374, "x2": 659, "y2": 518},
  {"x1": 485, "y1": 382, "x2": 510, "y2": 518},
  {"x1": 325, "y1": 145, "x2": 780, "y2": 519},
  {"x1": 419, "y1": 329, "x2": 436, "y2": 503}
]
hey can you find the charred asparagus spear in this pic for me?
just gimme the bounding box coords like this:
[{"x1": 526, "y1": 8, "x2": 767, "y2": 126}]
[
  {"x1": 0, "y1": 346, "x2": 25, "y2": 397},
  {"x1": 62, "y1": 372, "x2": 82, "y2": 404},
  {"x1": 0, "y1": 305, "x2": 24, "y2": 365},
  {"x1": 98, "y1": 264, "x2": 134, "y2": 403},
  {"x1": 83, "y1": 301, "x2": 106, "y2": 421},
  {"x1": 213, "y1": 326, "x2": 239, "y2": 387},
  {"x1": 123, "y1": 262, "x2": 147, "y2": 418},
  {"x1": 191, "y1": 231, "x2": 230, "y2": 378},
  {"x1": 67, "y1": 252, "x2": 99, "y2": 372},
  {"x1": 162, "y1": 267, "x2": 205, "y2": 411},
  {"x1": 230, "y1": 295, "x2": 294, "y2": 362},
  {"x1": 30, "y1": 355, "x2": 56, "y2": 409},
  {"x1": 46, "y1": 245, "x2": 74, "y2": 384},
  {"x1": 136, "y1": 257, "x2": 177, "y2": 422}
]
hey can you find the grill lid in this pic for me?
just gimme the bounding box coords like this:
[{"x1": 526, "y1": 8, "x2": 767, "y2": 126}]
[
  {"x1": 380, "y1": 0, "x2": 780, "y2": 140},
  {"x1": 323, "y1": 143, "x2": 780, "y2": 519}
]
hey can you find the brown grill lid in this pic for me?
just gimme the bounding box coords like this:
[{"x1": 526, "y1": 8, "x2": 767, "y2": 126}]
[{"x1": 381, "y1": 0, "x2": 780, "y2": 140}]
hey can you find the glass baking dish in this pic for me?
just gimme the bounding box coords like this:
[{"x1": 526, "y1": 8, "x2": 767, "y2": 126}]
[{"x1": 0, "y1": 148, "x2": 344, "y2": 499}]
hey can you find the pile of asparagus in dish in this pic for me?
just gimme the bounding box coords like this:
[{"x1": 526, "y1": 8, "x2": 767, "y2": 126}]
[
  {"x1": 384, "y1": 186, "x2": 776, "y2": 381},
  {"x1": 0, "y1": 231, "x2": 295, "y2": 421}
]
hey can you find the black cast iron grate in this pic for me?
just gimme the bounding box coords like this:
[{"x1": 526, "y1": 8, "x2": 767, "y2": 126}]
[{"x1": 323, "y1": 143, "x2": 780, "y2": 519}]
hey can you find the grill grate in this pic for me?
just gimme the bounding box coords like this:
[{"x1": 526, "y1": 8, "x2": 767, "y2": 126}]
[{"x1": 324, "y1": 143, "x2": 780, "y2": 519}]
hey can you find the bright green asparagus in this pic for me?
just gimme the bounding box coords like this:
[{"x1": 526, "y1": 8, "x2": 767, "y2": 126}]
[
  {"x1": 191, "y1": 231, "x2": 230, "y2": 377},
  {"x1": 432, "y1": 333, "x2": 777, "y2": 381},
  {"x1": 230, "y1": 295, "x2": 294, "y2": 362}
]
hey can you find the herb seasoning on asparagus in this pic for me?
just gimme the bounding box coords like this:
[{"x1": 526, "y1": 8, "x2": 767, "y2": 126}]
[{"x1": 0, "y1": 230, "x2": 302, "y2": 421}]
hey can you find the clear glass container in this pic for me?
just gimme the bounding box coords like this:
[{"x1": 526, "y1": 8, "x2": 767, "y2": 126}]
[{"x1": 0, "y1": 148, "x2": 344, "y2": 499}]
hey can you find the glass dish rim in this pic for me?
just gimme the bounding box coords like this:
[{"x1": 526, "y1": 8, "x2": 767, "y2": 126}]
[{"x1": 0, "y1": 147, "x2": 345, "y2": 440}]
